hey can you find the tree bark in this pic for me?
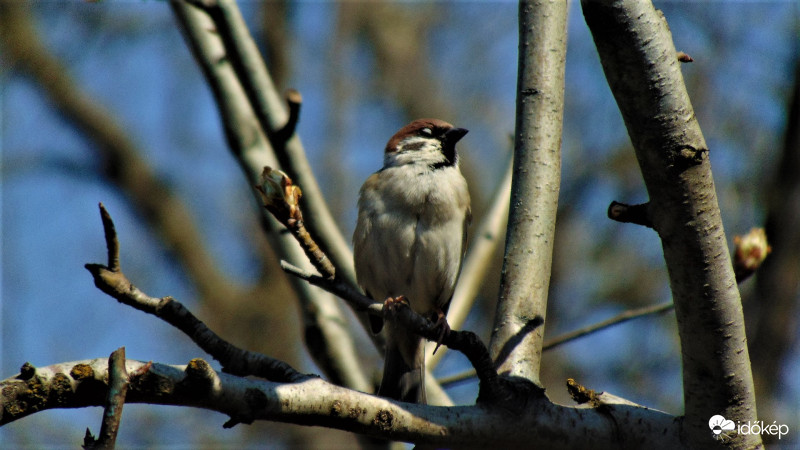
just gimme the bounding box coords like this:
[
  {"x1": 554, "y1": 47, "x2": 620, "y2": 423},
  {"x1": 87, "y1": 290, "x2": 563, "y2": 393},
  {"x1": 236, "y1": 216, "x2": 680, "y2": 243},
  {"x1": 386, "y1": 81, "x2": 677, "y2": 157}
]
[
  {"x1": 582, "y1": 1, "x2": 760, "y2": 447},
  {"x1": 1, "y1": 358, "x2": 685, "y2": 449},
  {"x1": 490, "y1": 0, "x2": 567, "y2": 385}
]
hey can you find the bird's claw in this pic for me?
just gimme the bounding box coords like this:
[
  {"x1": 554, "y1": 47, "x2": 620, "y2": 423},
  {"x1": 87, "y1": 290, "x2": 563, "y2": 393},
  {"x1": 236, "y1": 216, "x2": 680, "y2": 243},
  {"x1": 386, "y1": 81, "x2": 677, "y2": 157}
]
[
  {"x1": 382, "y1": 295, "x2": 409, "y2": 317},
  {"x1": 432, "y1": 309, "x2": 451, "y2": 355}
]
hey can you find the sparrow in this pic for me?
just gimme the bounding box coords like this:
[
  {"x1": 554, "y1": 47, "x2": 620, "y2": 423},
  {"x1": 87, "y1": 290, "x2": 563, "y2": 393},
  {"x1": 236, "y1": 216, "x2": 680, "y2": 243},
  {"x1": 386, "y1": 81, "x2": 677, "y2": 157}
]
[{"x1": 353, "y1": 118, "x2": 471, "y2": 403}]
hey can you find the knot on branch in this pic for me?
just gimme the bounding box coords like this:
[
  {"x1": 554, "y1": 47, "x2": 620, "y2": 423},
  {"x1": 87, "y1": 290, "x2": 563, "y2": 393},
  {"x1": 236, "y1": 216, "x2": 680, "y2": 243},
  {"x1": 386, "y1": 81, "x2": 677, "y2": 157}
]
[
  {"x1": 275, "y1": 89, "x2": 302, "y2": 143},
  {"x1": 607, "y1": 201, "x2": 653, "y2": 228},
  {"x1": 667, "y1": 145, "x2": 708, "y2": 173},
  {"x1": 567, "y1": 377, "x2": 601, "y2": 407}
]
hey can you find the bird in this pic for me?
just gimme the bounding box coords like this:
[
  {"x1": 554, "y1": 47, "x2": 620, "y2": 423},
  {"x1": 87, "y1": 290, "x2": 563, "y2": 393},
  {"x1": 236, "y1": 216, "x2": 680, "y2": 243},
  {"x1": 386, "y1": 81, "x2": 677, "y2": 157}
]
[{"x1": 353, "y1": 118, "x2": 471, "y2": 403}]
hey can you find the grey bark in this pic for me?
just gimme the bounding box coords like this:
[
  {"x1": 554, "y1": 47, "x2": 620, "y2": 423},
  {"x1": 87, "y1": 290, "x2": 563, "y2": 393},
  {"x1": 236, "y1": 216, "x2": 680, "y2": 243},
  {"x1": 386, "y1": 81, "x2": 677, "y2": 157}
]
[
  {"x1": 489, "y1": 0, "x2": 567, "y2": 385},
  {"x1": 582, "y1": 1, "x2": 760, "y2": 448}
]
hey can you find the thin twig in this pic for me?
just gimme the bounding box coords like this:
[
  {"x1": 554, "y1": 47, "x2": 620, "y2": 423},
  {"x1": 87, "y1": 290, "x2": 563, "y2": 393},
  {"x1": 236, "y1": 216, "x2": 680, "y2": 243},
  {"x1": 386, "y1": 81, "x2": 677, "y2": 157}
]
[
  {"x1": 98, "y1": 203, "x2": 120, "y2": 272},
  {"x1": 280, "y1": 261, "x2": 377, "y2": 314},
  {"x1": 439, "y1": 301, "x2": 675, "y2": 387},
  {"x1": 543, "y1": 302, "x2": 674, "y2": 351}
]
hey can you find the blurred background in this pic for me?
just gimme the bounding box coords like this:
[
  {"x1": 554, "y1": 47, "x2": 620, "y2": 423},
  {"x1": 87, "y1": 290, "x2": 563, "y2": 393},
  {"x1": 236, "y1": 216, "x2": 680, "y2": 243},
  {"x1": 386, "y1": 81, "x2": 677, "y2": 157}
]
[{"x1": 1, "y1": 1, "x2": 798, "y2": 448}]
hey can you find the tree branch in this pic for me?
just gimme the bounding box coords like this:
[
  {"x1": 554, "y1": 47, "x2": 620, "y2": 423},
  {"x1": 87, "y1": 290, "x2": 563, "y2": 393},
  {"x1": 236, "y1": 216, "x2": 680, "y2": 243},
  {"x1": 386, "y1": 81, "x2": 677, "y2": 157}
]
[
  {"x1": 169, "y1": 0, "x2": 372, "y2": 394},
  {"x1": 83, "y1": 347, "x2": 130, "y2": 450},
  {"x1": 279, "y1": 259, "x2": 513, "y2": 405},
  {"x1": 582, "y1": 1, "x2": 759, "y2": 447},
  {"x1": 542, "y1": 302, "x2": 673, "y2": 351},
  {"x1": 1, "y1": 358, "x2": 684, "y2": 449},
  {"x1": 439, "y1": 301, "x2": 675, "y2": 387},
  {"x1": 489, "y1": 0, "x2": 567, "y2": 385},
  {"x1": 187, "y1": 0, "x2": 358, "y2": 289},
  {"x1": 85, "y1": 204, "x2": 307, "y2": 383},
  {"x1": 607, "y1": 201, "x2": 653, "y2": 228}
]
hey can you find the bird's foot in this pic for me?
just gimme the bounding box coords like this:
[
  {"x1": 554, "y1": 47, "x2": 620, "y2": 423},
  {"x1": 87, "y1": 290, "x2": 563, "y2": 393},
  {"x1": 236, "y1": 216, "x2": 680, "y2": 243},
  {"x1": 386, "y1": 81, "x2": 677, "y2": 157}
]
[
  {"x1": 382, "y1": 295, "x2": 409, "y2": 318},
  {"x1": 431, "y1": 309, "x2": 451, "y2": 355}
]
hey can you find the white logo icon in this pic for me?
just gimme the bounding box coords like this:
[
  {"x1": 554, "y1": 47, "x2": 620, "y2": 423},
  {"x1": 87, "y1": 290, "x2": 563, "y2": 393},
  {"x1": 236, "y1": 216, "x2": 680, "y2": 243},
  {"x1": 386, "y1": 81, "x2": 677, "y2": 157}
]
[{"x1": 709, "y1": 415, "x2": 735, "y2": 436}]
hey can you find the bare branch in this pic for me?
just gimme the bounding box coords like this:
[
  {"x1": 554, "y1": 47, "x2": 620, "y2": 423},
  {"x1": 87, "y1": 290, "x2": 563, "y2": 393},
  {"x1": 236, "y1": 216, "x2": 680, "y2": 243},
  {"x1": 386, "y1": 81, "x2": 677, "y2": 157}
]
[
  {"x1": 280, "y1": 261, "x2": 376, "y2": 314},
  {"x1": 582, "y1": 1, "x2": 759, "y2": 446},
  {"x1": 84, "y1": 347, "x2": 130, "y2": 450},
  {"x1": 542, "y1": 302, "x2": 674, "y2": 352},
  {"x1": 98, "y1": 203, "x2": 121, "y2": 272},
  {"x1": 187, "y1": 0, "x2": 357, "y2": 288},
  {"x1": 439, "y1": 301, "x2": 675, "y2": 388},
  {"x1": 275, "y1": 89, "x2": 302, "y2": 143},
  {"x1": 1, "y1": 358, "x2": 683, "y2": 449},
  {"x1": 170, "y1": 0, "x2": 371, "y2": 394},
  {"x1": 85, "y1": 204, "x2": 306, "y2": 383},
  {"x1": 490, "y1": 0, "x2": 567, "y2": 385},
  {"x1": 280, "y1": 260, "x2": 513, "y2": 406}
]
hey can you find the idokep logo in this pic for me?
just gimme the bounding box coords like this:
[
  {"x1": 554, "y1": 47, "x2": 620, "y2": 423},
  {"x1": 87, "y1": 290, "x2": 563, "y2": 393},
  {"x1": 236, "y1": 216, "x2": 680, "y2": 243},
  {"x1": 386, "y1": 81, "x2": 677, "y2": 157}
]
[
  {"x1": 709, "y1": 414, "x2": 790, "y2": 441},
  {"x1": 709, "y1": 415, "x2": 736, "y2": 439}
]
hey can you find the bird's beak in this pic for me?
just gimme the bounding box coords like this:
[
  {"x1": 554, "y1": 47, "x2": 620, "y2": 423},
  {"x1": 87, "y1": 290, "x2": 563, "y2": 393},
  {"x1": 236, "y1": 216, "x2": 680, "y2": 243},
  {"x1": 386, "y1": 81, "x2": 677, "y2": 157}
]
[
  {"x1": 439, "y1": 128, "x2": 468, "y2": 166},
  {"x1": 443, "y1": 127, "x2": 469, "y2": 145}
]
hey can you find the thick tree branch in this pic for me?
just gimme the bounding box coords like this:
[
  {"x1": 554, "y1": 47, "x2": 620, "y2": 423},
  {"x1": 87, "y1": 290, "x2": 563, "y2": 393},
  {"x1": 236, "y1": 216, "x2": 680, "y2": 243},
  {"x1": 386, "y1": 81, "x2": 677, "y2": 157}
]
[
  {"x1": 489, "y1": 0, "x2": 567, "y2": 385},
  {"x1": 582, "y1": 1, "x2": 759, "y2": 447},
  {"x1": 1, "y1": 358, "x2": 684, "y2": 449}
]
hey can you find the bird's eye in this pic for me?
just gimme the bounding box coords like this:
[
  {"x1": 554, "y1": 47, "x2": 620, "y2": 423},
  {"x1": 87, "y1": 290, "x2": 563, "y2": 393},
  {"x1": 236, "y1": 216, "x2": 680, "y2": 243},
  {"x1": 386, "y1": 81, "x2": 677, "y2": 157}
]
[{"x1": 420, "y1": 127, "x2": 432, "y2": 136}]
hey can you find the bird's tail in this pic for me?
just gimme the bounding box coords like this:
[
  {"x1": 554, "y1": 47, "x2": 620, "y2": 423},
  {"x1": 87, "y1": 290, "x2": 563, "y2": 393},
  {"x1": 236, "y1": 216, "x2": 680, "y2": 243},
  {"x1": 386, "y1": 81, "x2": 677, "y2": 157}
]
[{"x1": 378, "y1": 324, "x2": 426, "y2": 404}]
